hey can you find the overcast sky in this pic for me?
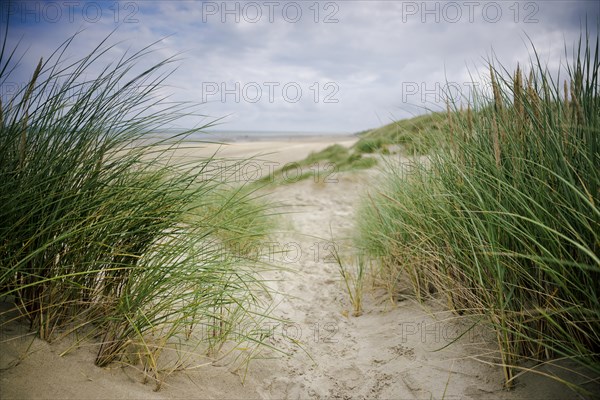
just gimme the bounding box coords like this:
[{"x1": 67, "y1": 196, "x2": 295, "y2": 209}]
[{"x1": 2, "y1": 1, "x2": 598, "y2": 133}]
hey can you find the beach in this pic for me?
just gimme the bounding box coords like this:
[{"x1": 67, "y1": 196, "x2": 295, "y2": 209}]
[
  {"x1": 168, "y1": 135, "x2": 359, "y2": 170},
  {"x1": 4, "y1": 1, "x2": 599, "y2": 397},
  {"x1": 0, "y1": 136, "x2": 594, "y2": 399}
]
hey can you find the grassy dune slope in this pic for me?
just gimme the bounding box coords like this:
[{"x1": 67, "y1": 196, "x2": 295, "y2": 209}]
[{"x1": 357, "y1": 33, "x2": 600, "y2": 393}]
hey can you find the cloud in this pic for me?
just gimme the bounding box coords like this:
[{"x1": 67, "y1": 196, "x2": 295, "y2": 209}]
[{"x1": 2, "y1": 0, "x2": 598, "y2": 132}]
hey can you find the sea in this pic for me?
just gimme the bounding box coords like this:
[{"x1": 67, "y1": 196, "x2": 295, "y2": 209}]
[{"x1": 151, "y1": 129, "x2": 357, "y2": 142}]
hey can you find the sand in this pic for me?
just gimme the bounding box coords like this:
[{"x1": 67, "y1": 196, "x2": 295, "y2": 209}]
[
  {"x1": 167, "y1": 136, "x2": 359, "y2": 166},
  {"x1": 1, "y1": 137, "x2": 597, "y2": 399}
]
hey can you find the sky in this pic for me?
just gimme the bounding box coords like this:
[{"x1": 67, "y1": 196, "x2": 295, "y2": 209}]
[{"x1": 1, "y1": 1, "x2": 598, "y2": 133}]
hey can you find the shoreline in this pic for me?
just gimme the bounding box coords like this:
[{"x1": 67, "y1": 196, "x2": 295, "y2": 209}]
[
  {"x1": 204, "y1": 133, "x2": 358, "y2": 143},
  {"x1": 151, "y1": 131, "x2": 359, "y2": 144}
]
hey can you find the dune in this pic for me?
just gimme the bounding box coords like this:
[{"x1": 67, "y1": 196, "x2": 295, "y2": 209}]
[{"x1": 1, "y1": 136, "x2": 594, "y2": 399}]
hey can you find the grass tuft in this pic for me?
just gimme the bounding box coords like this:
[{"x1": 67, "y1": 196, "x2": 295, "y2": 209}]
[
  {"x1": 0, "y1": 32, "x2": 278, "y2": 388},
  {"x1": 257, "y1": 143, "x2": 377, "y2": 185},
  {"x1": 355, "y1": 112, "x2": 450, "y2": 156},
  {"x1": 358, "y1": 31, "x2": 600, "y2": 391}
]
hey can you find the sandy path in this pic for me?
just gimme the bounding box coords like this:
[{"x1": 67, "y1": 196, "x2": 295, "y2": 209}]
[
  {"x1": 253, "y1": 171, "x2": 501, "y2": 399},
  {"x1": 252, "y1": 168, "x2": 595, "y2": 399}
]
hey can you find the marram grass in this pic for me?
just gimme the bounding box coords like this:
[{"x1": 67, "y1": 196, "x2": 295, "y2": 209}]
[
  {"x1": 358, "y1": 32, "x2": 599, "y2": 392},
  {"x1": 354, "y1": 112, "x2": 451, "y2": 156},
  {"x1": 255, "y1": 143, "x2": 377, "y2": 185},
  {"x1": 0, "y1": 31, "x2": 278, "y2": 389}
]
